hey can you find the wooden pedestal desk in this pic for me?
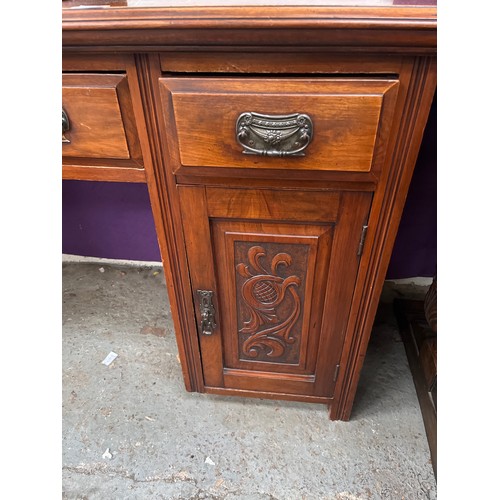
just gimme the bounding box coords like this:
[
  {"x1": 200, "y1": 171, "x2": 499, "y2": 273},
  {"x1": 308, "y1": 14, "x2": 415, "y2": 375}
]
[{"x1": 62, "y1": 0, "x2": 437, "y2": 421}]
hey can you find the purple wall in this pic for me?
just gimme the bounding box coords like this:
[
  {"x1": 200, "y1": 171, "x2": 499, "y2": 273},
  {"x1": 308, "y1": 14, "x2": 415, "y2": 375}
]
[
  {"x1": 62, "y1": 180, "x2": 161, "y2": 262},
  {"x1": 62, "y1": 97, "x2": 436, "y2": 278},
  {"x1": 386, "y1": 95, "x2": 437, "y2": 279}
]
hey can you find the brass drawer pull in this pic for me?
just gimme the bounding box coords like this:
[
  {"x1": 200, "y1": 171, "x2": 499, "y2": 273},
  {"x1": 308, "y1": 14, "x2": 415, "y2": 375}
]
[
  {"x1": 236, "y1": 112, "x2": 313, "y2": 157},
  {"x1": 62, "y1": 108, "x2": 71, "y2": 143}
]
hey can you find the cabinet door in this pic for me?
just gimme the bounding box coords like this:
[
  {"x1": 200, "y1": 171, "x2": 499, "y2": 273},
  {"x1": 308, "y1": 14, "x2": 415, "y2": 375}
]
[{"x1": 179, "y1": 186, "x2": 372, "y2": 400}]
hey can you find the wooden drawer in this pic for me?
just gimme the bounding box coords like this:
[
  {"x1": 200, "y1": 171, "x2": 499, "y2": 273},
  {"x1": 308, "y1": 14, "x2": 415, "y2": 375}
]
[
  {"x1": 159, "y1": 77, "x2": 399, "y2": 177},
  {"x1": 62, "y1": 74, "x2": 143, "y2": 179}
]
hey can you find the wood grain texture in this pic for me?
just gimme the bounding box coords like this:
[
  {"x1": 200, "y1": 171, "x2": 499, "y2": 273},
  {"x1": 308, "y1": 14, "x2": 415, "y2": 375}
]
[
  {"x1": 62, "y1": 2, "x2": 437, "y2": 419},
  {"x1": 63, "y1": 0, "x2": 435, "y2": 7},
  {"x1": 131, "y1": 54, "x2": 206, "y2": 392},
  {"x1": 160, "y1": 78, "x2": 399, "y2": 174},
  {"x1": 63, "y1": 6, "x2": 436, "y2": 54},
  {"x1": 206, "y1": 188, "x2": 340, "y2": 222},
  {"x1": 204, "y1": 385, "x2": 332, "y2": 405},
  {"x1": 178, "y1": 185, "x2": 225, "y2": 388},
  {"x1": 62, "y1": 74, "x2": 131, "y2": 159},
  {"x1": 423, "y1": 276, "x2": 437, "y2": 332},
  {"x1": 394, "y1": 298, "x2": 436, "y2": 477},
  {"x1": 62, "y1": 165, "x2": 146, "y2": 182},
  {"x1": 160, "y1": 52, "x2": 403, "y2": 74},
  {"x1": 329, "y1": 56, "x2": 437, "y2": 420},
  {"x1": 62, "y1": 67, "x2": 145, "y2": 182},
  {"x1": 62, "y1": 53, "x2": 131, "y2": 71},
  {"x1": 233, "y1": 241, "x2": 310, "y2": 366},
  {"x1": 214, "y1": 223, "x2": 331, "y2": 378},
  {"x1": 313, "y1": 191, "x2": 372, "y2": 398},
  {"x1": 176, "y1": 173, "x2": 378, "y2": 190},
  {"x1": 178, "y1": 185, "x2": 371, "y2": 400}
]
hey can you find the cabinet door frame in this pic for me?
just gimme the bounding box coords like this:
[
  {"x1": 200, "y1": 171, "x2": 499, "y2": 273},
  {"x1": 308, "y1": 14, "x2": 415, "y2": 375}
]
[{"x1": 179, "y1": 185, "x2": 372, "y2": 402}]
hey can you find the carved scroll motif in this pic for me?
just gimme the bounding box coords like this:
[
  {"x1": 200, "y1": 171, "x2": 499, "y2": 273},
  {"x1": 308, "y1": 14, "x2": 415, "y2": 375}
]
[{"x1": 236, "y1": 246, "x2": 302, "y2": 359}]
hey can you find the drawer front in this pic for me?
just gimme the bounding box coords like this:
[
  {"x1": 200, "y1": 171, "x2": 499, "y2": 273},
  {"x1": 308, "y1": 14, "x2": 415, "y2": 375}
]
[
  {"x1": 160, "y1": 78, "x2": 399, "y2": 176},
  {"x1": 62, "y1": 74, "x2": 140, "y2": 160}
]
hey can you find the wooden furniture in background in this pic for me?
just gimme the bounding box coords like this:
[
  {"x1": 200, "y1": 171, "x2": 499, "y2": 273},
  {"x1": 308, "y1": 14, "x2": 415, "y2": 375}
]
[
  {"x1": 62, "y1": 1, "x2": 437, "y2": 421},
  {"x1": 394, "y1": 277, "x2": 437, "y2": 476}
]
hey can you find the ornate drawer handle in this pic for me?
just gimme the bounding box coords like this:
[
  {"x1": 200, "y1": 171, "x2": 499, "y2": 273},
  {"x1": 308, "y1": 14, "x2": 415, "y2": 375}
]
[
  {"x1": 62, "y1": 108, "x2": 70, "y2": 143},
  {"x1": 236, "y1": 112, "x2": 313, "y2": 157}
]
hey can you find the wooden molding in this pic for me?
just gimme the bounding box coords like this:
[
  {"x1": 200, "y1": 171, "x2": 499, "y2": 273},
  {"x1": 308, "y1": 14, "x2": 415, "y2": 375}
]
[
  {"x1": 63, "y1": 6, "x2": 436, "y2": 53},
  {"x1": 62, "y1": 165, "x2": 146, "y2": 183},
  {"x1": 329, "y1": 56, "x2": 437, "y2": 421}
]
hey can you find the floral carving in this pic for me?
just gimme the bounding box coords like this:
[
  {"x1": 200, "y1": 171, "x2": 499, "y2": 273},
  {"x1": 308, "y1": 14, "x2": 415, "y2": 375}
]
[{"x1": 236, "y1": 246, "x2": 301, "y2": 359}]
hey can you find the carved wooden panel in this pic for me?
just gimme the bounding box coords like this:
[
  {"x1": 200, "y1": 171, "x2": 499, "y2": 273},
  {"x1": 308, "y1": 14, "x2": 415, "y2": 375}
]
[
  {"x1": 235, "y1": 242, "x2": 308, "y2": 365},
  {"x1": 213, "y1": 222, "x2": 334, "y2": 377}
]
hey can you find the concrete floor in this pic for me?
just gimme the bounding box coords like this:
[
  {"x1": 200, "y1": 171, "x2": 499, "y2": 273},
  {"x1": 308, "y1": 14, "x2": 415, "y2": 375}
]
[{"x1": 62, "y1": 260, "x2": 436, "y2": 499}]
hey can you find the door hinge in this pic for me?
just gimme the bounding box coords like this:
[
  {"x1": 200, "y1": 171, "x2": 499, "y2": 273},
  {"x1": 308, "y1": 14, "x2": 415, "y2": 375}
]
[
  {"x1": 333, "y1": 364, "x2": 340, "y2": 384},
  {"x1": 357, "y1": 225, "x2": 369, "y2": 256}
]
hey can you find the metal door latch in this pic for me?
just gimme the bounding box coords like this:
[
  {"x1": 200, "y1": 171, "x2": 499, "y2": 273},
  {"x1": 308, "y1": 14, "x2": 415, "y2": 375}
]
[{"x1": 196, "y1": 290, "x2": 217, "y2": 335}]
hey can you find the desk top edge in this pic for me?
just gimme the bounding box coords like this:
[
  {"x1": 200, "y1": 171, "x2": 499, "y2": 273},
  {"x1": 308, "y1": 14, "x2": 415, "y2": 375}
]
[
  {"x1": 62, "y1": 3, "x2": 437, "y2": 52},
  {"x1": 62, "y1": 4, "x2": 437, "y2": 24}
]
